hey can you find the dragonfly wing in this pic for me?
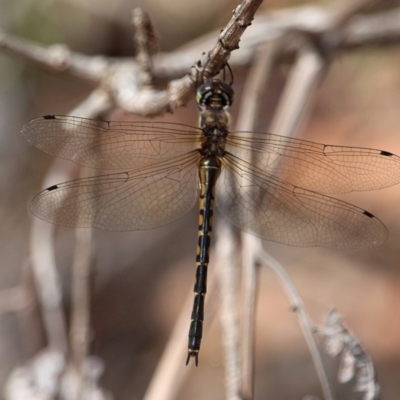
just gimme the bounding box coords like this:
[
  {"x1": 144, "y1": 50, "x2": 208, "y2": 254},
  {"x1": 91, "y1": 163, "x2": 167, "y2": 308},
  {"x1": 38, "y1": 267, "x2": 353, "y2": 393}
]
[
  {"x1": 31, "y1": 152, "x2": 200, "y2": 231},
  {"x1": 217, "y1": 153, "x2": 388, "y2": 249},
  {"x1": 226, "y1": 132, "x2": 400, "y2": 193},
  {"x1": 22, "y1": 115, "x2": 202, "y2": 170}
]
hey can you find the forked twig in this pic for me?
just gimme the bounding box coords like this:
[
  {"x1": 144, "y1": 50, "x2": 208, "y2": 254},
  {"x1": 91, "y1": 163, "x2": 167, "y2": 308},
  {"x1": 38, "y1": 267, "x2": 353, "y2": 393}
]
[
  {"x1": 4, "y1": 0, "x2": 400, "y2": 398},
  {"x1": 257, "y1": 248, "x2": 334, "y2": 400}
]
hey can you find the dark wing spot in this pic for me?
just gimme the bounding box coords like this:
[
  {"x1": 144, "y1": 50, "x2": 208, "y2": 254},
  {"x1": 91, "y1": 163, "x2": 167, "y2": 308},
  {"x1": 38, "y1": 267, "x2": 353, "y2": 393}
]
[
  {"x1": 43, "y1": 115, "x2": 56, "y2": 120},
  {"x1": 380, "y1": 150, "x2": 393, "y2": 157},
  {"x1": 47, "y1": 185, "x2": 59, "y2": 191},
  {"x1": 363, "y1": 210, "x2": 374, "y2": 218}
]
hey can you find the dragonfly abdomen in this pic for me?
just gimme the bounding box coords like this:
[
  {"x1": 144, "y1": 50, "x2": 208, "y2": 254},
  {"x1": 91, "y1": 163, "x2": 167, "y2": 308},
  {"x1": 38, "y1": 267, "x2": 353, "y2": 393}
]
[{"x1": 187, "y1": 156, "x2": 221, "y2": 365}]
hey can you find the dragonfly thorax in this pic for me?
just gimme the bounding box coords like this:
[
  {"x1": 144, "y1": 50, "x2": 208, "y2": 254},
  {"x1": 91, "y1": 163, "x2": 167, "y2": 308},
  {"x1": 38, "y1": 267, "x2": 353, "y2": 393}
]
[
  {"x1": 200, "y1": 128, "x2": 227, "y2": 158},
  {"x1": 199, "y1": 108, "x2": 230, "y2": 131}
]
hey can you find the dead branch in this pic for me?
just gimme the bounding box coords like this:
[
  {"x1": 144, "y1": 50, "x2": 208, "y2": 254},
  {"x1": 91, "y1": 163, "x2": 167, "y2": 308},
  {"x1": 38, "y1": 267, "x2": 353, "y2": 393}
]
[{"x1": 0, "y1": 4, "x2": 399, "y2": 118}]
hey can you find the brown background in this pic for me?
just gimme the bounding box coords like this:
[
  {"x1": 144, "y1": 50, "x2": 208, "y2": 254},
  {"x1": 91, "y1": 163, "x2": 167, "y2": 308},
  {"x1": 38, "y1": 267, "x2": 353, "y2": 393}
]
[{"x1": 0, "y1": 0, "x2": 399, "y2": 399}]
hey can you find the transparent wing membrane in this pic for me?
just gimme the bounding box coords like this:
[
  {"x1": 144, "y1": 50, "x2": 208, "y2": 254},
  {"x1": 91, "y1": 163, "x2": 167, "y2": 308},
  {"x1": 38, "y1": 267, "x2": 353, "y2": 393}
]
[
  {"x1": 24, "y1": 79, "x2": 400, "y2": 366},
  {"x1": 21, "y1": 115, "x2": 202, "y2": 170},
  {"x1": 226, "y1": 132, "x2": 400, "y2": 194},
  {"x1": 30, "y1": 152, "x2": 200, "y2": 231},
  {"x1": 22, "y1": 116, "x2": 400, "y2": 248},
  {"x1": 217, "y1": 153, "x2": 388, "y2": 249}
]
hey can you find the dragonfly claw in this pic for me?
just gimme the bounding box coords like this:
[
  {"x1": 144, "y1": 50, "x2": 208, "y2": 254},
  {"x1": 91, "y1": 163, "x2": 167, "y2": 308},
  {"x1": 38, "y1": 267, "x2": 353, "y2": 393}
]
[{"x1": 186, "y1": 350, "x2": 199, "y2": 366}]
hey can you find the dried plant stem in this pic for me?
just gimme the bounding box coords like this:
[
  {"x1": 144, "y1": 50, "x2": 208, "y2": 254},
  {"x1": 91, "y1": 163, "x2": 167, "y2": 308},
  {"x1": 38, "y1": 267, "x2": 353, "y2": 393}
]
[
  {"x1": 1, "y1": 4, "x2": 398, "y2": 118},
  {"x1": 30, "y1": 203, "x2": 69, "y2": 354},
  {"x1": 70, "y1": 227, "x2": 93, "y2": 367},
  {"x1": 239, "y1": 235, "x2": 261, "y2": 400},
  {"x1": 67, "y1": 94, "x2": 115, "y2": 390},
  {"x1": 257, "y1": 250, "x2": 334, "y2": 400},
  {"x1": 8, "y1": 0, "x2": 400, "y2": 398},
  {"x1": 250, "y1": 32, "x2": 331, "y2": 400},
  {"x1": 268, "y1": 39, "x2": 325, "y2": 138},
  {"x1": 216, "y1": 221, "x2": 241, "y2": 400},
  {"x1": 235, "y1": 40, "x2": 279, "y2": 399},
  {"x1": 131, "y1": 8, "x2": 157, "y2": 86}
]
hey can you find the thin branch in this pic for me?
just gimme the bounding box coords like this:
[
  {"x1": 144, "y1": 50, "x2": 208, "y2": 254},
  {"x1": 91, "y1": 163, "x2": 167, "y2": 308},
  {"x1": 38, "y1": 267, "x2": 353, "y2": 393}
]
[
  {"x1": 10, "y1": 1, "x2": 400, "y2": 399},
  {"x1": 216, "y1": 221, "x2": 242, "y2": 400},
  {"x1": 257, "y1": 249, "x2": 335, "y2": 400},
  {"x1": 29, "y1": 211, "x2": 69, "y2": 354},
  {"x1": 26, "y1": 90, "x2": 116, "y2": 396},
  {"x1": 239, "y1": 235, "x2": 261, "y2": 400},
  {"x1": 205, "y1": 0, "x2": 263, "y2": 75},
  {"x1": 131, "y1": 8, "x2": 158, "y2": 86},
  {"x1": 1, "y1": 0, "x2": 262, "y2": 116},
  {"x1": 153, "y1": 6, "x2": 400, "y2": 78},
  {"x1": 2, "y1": 4, "x2": 398, "y2": 119},
  {"x1": 0, "y1": 31, "x2": 107, "y2": 82},
  {"x1": 234, "y1": 40, "x2": 279, "y2": 400},
  {"x1": 342, "y1": 7, "x2": 400, "y2": 48},
  {"x1": 268, "y1": 36, "x2": 325, "y2": 138},
  {"x1": 256, "y1": 28, "x2": 332, "y2": 400},
  {"x1": 69, "y1": 227, "x2": 93, "y2": 369}
]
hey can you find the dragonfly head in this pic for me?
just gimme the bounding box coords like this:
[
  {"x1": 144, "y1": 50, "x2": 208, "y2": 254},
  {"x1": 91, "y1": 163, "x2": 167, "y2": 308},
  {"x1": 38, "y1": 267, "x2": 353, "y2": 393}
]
[{"x1": 196, "y1": 80, "x2": 234, "y2": 111}]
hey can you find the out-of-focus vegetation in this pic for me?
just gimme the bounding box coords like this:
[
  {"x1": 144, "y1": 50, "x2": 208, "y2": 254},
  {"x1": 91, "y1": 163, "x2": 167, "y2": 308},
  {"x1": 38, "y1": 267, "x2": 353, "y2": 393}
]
[{"x1": 0, "y1": 1, "x2": 400, "y2": 399}]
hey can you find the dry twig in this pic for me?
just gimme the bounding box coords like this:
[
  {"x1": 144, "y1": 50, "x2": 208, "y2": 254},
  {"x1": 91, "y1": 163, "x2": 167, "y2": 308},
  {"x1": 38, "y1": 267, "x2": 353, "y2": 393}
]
[{"x1": 2, "y1": 0, "x2": 400, "y2": 399}]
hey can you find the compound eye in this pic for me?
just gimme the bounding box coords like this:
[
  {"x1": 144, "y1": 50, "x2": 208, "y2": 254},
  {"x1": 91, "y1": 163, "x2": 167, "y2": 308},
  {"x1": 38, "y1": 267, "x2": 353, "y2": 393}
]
[{"x1": 196, "y1": 81, "x2": 234, "y2": 108}]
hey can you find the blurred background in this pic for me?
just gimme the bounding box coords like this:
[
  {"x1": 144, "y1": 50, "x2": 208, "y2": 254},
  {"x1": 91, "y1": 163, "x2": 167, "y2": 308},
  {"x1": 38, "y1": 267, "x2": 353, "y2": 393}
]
[{"x1": 0, "y1": 0, "x2": 400, "y2": 399}]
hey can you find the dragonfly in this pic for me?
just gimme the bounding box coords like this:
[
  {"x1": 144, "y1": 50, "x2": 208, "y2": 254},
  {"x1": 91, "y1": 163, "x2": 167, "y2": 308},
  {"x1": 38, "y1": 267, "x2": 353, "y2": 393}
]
[{"x1": 22, "y1": 79, "x2": 400, "y2": 365}]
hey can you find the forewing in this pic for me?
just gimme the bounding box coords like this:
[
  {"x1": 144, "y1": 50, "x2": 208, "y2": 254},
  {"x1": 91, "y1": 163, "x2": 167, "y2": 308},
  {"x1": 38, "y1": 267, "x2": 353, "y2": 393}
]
[
  {"x1": 30, "y1": 152, "x2": 201, "y2": 231},
  {"x1": 226, "y1": 132, "x2": 400, "y2": 194},
  {"x1": 216, "y1": 153, "x2": 388, "y2": 249},
  {"x1": 22, "y1": 115, "x2": 202, "y2": 169}
]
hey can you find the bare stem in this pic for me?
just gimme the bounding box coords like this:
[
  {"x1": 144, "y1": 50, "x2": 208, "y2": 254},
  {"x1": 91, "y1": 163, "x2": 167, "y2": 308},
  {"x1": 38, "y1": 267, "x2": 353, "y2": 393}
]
[{"x1": 257, "y1": 250, "x2": 335, "y2": 400}]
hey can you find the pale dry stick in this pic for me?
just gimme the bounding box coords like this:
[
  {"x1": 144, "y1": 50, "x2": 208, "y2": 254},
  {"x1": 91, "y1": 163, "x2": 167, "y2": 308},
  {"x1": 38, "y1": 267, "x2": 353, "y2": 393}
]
[
  {"x1": 1, "y1": 4, "x2": 399, "y2": 79},
  {"x1": 212, "y1": 46, "x2": 275, "y2": 399},
  {"x1": 28, "y1": 89, "x2": 112, "y2": 374},
  {"x1": 143, "y1": 265, "x2": 220, "y2": 400},
  {"x1": 268, "y1": 38, "x2": 325, "y2": 139},
  {"x1": 216, "y1": 220, "x2": 241, "y2": 400},
  {"x1": 131, "y1": 8, "x2": 158, "y2": 86},
  {"x1": 342, "y1": 7, "x2": 400, "y2": 48},
  {"x1": 69, "y1": 12, "x2": 157, "y2": 384},
  {"x1": 233, "y1": 40, "x2": 280, "y2": 400},
  {"x1": 69, "y1": 226, "x2": 94, "y2": 399},
  {"x1": 239, "y1": 235, "x2": 263, "y2": 399},
  {"x1": 153, "y1": 6, "x2": 400, "y2": 77},
  {"x1": 235, "y1": 31, "x2": 334, "y2": 399},
  {"x1": 256, "y1": 248, "x2": 335, "y2": 400},
  {"x1": 65, "y1": 90, "x2": 113, "y2": 397},
  {"x1": 205, "y1": 0, "x2": 263, "y2": 75},
  {"x1": 30, "y1": 190, "x2": 69, "y2": 355},
  {"x1": 263, "y1": 38, "x2": 334, "y2": 400},
  {"x1": 255, "y1": 7, "x2": 381, "y2": 393},
  {"x1": 1, "y1": 4, "x2": 399, "y2": 117},
  {"x1": 0, "y1": 0, "x2": 262, "y2": 117}
]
